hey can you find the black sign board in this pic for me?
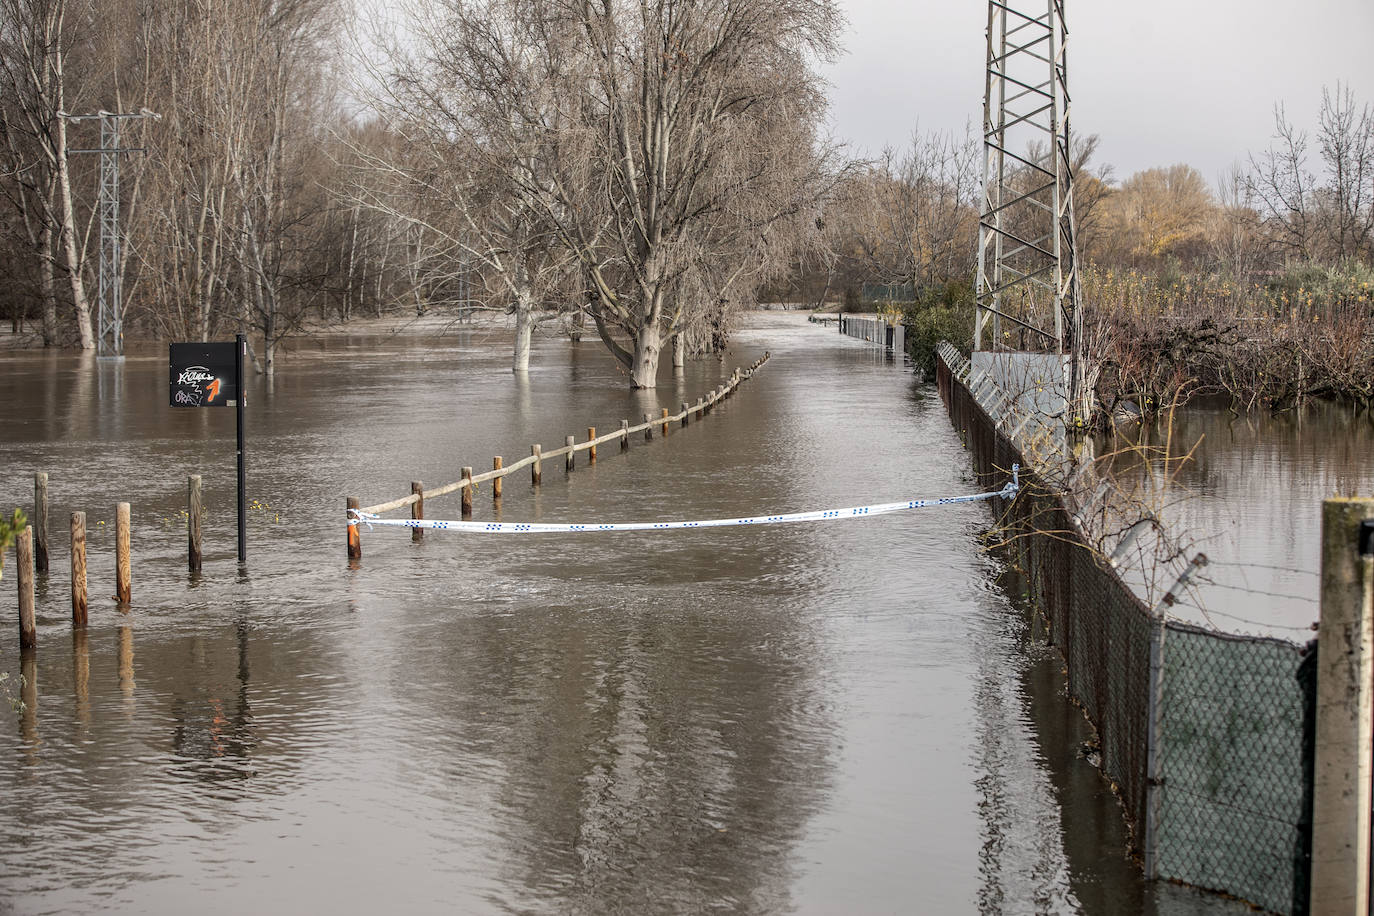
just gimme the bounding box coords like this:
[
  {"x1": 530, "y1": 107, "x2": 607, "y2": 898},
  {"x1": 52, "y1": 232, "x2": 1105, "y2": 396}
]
[
  {"x1": 169, "y1": 342, "x2": 239, "y2": 407},
  {"x1": 170, "y1": 336, "x2": 249, "y2": 563}
]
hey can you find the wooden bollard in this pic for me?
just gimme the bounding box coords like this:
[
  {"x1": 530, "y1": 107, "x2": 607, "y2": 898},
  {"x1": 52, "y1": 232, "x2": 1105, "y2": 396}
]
[
  {"x1": 188, "y1": 475, "x2": 203, "y2": 572},
  {"x1": 17, "y1": 525, "x2": 35, "y2": 649},
  {"x1": 588, "y1": 428, "x2": 597, "y2": 464},
  {"x1": 346, "y1": 497, "x2": 361, "y2": 560},
  {"x1": 661, "y1": 408, "x2": 669, "y2": 435},
  {"x1": 71, "y1": 511, "x2": 87, "y2": 625},
  {"x1": 33, "y1": 472, "x2": 49, "y2": 573},
  {"x1": 531, "y1": 445, "x2": 542, "y2": 486},
  {"x1": 620, "y1": 420, "x2": 629, "y2": 451},
  {"x1": 115, "y1": 502, "x2": 131, "y2": 604},
  {"x1": 643, "y1": 412, "x2": 653, "y2": 441},
  {"x1": 461, "y1": 467, "x2": 474, "y2": 518},
  {"x1": 681, "y1": 402, "x2": 690, "y2": 428},
  {"x1": 696, "y1": 397, "x2": 704, "y2": 417},
  {"x1": 411, "y1": 481, "x2": 424, "y2": 542},
  {"x1": 493, "y1": 457, "x2": 503, "y2": 501},
  {"x1": 565, "y1": 435, "x2": 575, "y2": 472}
]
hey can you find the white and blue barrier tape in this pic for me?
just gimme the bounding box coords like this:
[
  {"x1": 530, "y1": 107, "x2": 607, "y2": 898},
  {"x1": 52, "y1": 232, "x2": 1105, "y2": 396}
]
[{"x1": 348, "y1": 466, "x2": 1019, "y2": 534}]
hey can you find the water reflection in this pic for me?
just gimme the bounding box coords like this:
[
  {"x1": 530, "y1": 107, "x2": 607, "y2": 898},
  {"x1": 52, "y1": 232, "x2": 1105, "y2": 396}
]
[
  {"x1": 1104, "y1": 400, "x2": 1374, "y2": 634},
  {"x1": 169, "y1": 621, "x2": 256, "y2": 782},
  {"x1": 20, "y1": 649, "x2": 38, "y2": 758}
]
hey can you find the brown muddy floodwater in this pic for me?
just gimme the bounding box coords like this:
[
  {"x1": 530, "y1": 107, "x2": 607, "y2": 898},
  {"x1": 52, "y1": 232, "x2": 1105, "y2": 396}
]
[
  {"x1": 1, "y1": 313, "x2": 1251, "y2": 914},
  {"x1": 1107, "y1": 402, "x2": 1374, "y2": 639}
]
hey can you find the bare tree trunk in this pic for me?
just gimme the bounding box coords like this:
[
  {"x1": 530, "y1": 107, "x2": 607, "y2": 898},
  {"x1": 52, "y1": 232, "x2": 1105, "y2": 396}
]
[
  {"x1": 54, "y1": 123, "x2": 93, "y2": 348},
  {"x1": 672, "y1": 330, "x2": 685, "y2": 370},
  {"x1": 512, "y1": 292, "x2": 534, "y2": 372},
  {"x1": 630, "y1": 322, "x2": 662, "y2": 389},
  {"x1": 39, "y1": 219, "x2": 57, "y2": 345}
]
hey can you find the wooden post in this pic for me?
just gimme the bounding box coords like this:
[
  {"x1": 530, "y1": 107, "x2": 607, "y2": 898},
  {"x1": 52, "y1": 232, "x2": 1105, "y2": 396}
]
[
  {"x1": 1311, "y1": 498, "x2": 1374, "y2": 915},
  {"x1": 70, "y1": 511, "x2": 87, "y2": 626},
  {"x1": 33, "y1": 472, "x2": 48, "y2": 574},
  {"x1": 493, "y1": 457, "x2": 503, "y2": 501},
  {"x1": 531, "y1": 445, "x2": 542, "y2": 486},
  {"x1": 696, "y1": 397, "x2": 704, "y2": 417},
  {"x1": 411, "y1": 481, "x2": 424, "y2": 542},
  {"x1": 644, "y1": 412, "x2": 653, "y2": 441},
  {"x1": 661, "y1": 407, "x2": 669, "y2": 436},
  {"x1": 346, "y1": 497, "x2": 361, "y2": 561},
  {"x1": 115, "y1": 502, "x2": 131, "y2": 604},
  {"x1": 461, "y1": 468, "x2": 474, "y2": 518},
  {"x1": 565, "y1": 435, "x2": 575, "y2": 472},
  {"x1": 588, "y1": 428, "x2": 597, "y2": 464},
  {"x1": 620, "y1": 420, "x2": 629, "y2": 451},
  {"x1": 17, "y1": 525, "x2": 35, "y2": 649},
  {"x1": 681, "y1": 402, "x2": 689, "y2": 428},
  {"x1": 188, "y1": 475, "x2": 203, "y2": 571}
]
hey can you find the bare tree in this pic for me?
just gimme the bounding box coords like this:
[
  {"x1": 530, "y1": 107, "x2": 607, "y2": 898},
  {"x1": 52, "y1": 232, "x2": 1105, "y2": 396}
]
[
  {"x1": 0, "y1": 0, "x2": 95, "y2": 347},
  {"x1": 402, "y1": 0, "x2": 842, "y2": 388}
]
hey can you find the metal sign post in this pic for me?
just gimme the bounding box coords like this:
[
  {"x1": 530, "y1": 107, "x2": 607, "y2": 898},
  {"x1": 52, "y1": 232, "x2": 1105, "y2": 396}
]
[{"x1": 169, "y1": 337, "x2": 248, "y2": 563}]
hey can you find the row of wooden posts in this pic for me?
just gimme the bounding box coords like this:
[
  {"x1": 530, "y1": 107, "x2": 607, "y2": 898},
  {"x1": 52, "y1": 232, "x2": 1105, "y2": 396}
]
[
  {"x1": 13, "y1": 472, "x2": 211, "y2": 651},
  {"x1": 346, "y1": 353, "x2": 770, "y2": 559}
]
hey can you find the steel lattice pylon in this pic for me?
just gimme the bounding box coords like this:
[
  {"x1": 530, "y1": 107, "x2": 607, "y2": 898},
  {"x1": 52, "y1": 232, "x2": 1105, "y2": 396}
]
[
  {"x1": 65, "y1": 109, "x2": 158, "y2": 359},
  {"x1": 974, "y1": 0, "x2": 1089, "y2": 427}
]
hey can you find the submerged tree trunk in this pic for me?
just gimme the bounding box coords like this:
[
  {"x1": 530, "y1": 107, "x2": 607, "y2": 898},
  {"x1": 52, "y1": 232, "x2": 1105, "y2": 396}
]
[
  {"x1": 39, "y1": 221, "x2": 57, "y2": 345},
  {"x1": 512, "y1": 293, "x2": 534, "y2": 372},
  {"x1": 630, "y1": 323, "x2": 662, "y2": 389},
  {"x1": 672, "y1": 331, "x2": 685, "y2": 370}
]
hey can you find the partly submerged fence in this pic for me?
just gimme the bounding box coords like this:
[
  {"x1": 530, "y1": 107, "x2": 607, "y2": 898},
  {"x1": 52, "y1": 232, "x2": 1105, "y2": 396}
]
[
  {"x1": 838, "y1": 314, "x2": 905, "y2": 354},
  {"x1": 346, "y1": 354, "x2": 770, "y2": 557},
  {"x1": 936, "y1": 342, "x2": 1312, "y2": 915}
]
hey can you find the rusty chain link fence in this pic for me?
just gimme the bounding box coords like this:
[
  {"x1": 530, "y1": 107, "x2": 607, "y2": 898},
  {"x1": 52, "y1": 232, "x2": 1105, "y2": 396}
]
[{"x1": 936, "y1": 343, "x2": 1313, "y2": 915}]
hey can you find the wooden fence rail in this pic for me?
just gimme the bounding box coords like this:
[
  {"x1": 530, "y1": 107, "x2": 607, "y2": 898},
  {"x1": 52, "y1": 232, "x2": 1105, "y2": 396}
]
[{"x1": 348, "y1": 354, "x2": 770, "y2": 553}]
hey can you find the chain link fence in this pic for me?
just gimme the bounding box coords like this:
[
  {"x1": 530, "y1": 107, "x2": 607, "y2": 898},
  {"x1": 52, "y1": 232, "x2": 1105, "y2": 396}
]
[{"x1": 936, "y1": 343, "x2": 1313, "y2": 915}]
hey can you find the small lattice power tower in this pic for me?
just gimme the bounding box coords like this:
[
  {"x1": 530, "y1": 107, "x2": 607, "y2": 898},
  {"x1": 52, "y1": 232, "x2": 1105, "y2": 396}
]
[{"x1": 973, "y1": 0, "x2": 1090, "y2": 428}]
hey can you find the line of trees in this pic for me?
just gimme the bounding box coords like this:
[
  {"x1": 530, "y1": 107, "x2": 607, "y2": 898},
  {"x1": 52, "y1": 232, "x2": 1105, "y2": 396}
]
[
  {"x1": 1, "y1": 1, "x2": 1369, "y2": 402},
  {"x1": 0, "y1": 0, "x2": 846, "y2": 388}
]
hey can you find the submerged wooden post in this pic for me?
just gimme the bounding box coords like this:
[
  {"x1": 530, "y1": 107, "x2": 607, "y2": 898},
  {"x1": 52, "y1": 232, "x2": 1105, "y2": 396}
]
[
  {"x1": 493, "y1": 457, "x2": 503, "y2": 502},
  {"x1": 681, "y1": 402, "x2": 690, "y2": 428},
  {"x1": 188, "y1": 475, "x2": 203, "y2": 572},
  {"x1": 1310, "y1": 498, "x2": 1374, "y2": 914},
  {"x1": 33, "y1": 472, "x2": 49, "y2": 574},
  {"x1": 461, "y1": 467, "x2": 474, "y2": 518},
  {"x1": 620, "y1": 420, "x2": 629, "y2": 451},
  {"x1": 346, "y1": 497, "x2": 361, "y2": 561},
  {"x1": 531, "y1": 445, "x2": 542, "y2": 486},
  {"x1": 696, "y1": 397, "x2": 704, "y2": 417},
  {"x1": 565, "y1": 435, "x2": 575, "y2": 472},
  {"x1": 661, "y1": 408, "x2": 669, "y2": 436},
  {"x1": 17, "y1": 525, "x2": 35, "y2": 649},
  {"x1": 644, "y1": 412, "x2": 653, "y2": 441},
  {"x1": 115, "y1": 502, "x2": 131, "y2": 604},
  {"x1": 411, "y1": 481, "x2": 424, "y2": 542},
  {"x1": 70, "y1": 511, "x2": 87, "y2": 625},
  {"x1": 588, "y1": 428, "x2": 597, "y2": 464}
]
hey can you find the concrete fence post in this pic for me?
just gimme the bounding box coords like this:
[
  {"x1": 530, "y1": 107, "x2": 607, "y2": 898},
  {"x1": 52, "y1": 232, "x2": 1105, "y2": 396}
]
[{"x1": 1309, "y1": 498, "x2": 1374, "y2": 915}]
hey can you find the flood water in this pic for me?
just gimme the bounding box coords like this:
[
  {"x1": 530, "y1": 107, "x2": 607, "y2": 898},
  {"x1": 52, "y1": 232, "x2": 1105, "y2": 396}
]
[
  {"x1": 1103, "y1": 399, "x2": 1374, "y2": 638},
  {"x1": 1, "y1": 313, "x2": 1251, "y2": 914}
]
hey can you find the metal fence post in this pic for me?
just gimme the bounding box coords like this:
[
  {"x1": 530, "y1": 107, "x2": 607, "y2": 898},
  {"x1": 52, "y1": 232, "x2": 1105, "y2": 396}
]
[{"x1": 1143, "y1": 611, "x2": 1167, "y2": 880}]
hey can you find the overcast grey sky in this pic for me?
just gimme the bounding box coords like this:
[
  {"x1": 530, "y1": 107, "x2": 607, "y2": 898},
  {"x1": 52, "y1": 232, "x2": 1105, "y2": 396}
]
[{"x1": 822, "y1": 0, "x2": 1374, "y2": 186}]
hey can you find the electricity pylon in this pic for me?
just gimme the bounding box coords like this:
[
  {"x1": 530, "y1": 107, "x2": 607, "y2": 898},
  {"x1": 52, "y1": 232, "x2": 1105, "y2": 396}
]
[
  {"x1": 64, "y1": 109, "x2": 159, "y2": 360},
  {"x1": 973, "y1": 0, "x2": 1090, "y2": 428}
]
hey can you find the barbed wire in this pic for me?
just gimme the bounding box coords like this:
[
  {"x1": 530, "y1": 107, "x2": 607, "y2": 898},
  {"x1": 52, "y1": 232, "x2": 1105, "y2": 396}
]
[{"x1": 1207, "y1": 559, "x2": 1319, "y2": 577}]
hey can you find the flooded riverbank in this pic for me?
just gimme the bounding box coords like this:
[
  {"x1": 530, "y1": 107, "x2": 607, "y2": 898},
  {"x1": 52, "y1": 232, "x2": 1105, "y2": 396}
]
[{"x1": 0, "y1": 313, "x2": 1245, "y2": 913}]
